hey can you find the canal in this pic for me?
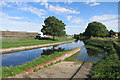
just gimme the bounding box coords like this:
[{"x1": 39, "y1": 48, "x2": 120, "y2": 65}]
[{"x1": 1, "y1": 40, "x2": 107, "y2": 67}]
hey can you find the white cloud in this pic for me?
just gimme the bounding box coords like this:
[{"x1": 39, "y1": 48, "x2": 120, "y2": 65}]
[
  {"x1": 66, "y1": 16, "x2": 84, "y2": 24},
  {"x1": 2, "y1": 12, "x2": 23, "y2": 20},
  {"x1": 90, "y1": 15, "x2": 118, "y2": 21},
  {"x1": 90, "y1": 2, "x2": 100, "y2": 6},
  {"x1": 48, "y1": 5, "x2": 80, "y2": 14},
  {"x1": 40, "y1": 0, "x2": 49, "y2": 8},
  {"x1": 85, "y1": 0, "x2": 100, "y2": 6},
  {"x1": 0, "y1": 1, "x2": 11, "y2": 7},
  {"x1": 20, "y1": 6, "x2": 47, "y2": 17},
  {"x1": 39, "y1": 1, "x2": 80, "y2": 14},
  {"x1": 64, "y1": 0, "x2": 73, "y2": 5},
  {"x1": 103, "y1": 20, "x2": 118, "y2": 31},
  {"x1": 66, "y1": 16, "x2": 72, "y2": 21},
  {"x1": 1, "y1": 17, "x2": 42, "y2": 32},
  {"x1": 71, "y1": 18, "x2": 83, "y2": 24},
  {"x1": 85, "y1": 0, "x2": 96, "y2": 4}
]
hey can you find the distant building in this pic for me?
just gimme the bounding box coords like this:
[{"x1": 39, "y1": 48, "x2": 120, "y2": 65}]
[{"x1": 115, "y1": 32, "x2": 120, "y2": 39}]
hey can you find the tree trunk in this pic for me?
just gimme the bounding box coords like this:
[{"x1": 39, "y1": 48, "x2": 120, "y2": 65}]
[{"x1": 53, "y1": 36, "x2": 55, "y2": 40}]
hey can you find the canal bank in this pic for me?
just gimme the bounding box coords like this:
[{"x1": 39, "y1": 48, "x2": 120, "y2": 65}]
[
  {"x1": 3, "y1": 48, "x2": 80, "y2": 78},
  {"x1": 1, "y1": 40, "x2": 74, "y2": 54}
]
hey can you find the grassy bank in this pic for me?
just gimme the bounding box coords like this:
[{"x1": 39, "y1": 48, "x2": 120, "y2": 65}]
[
  {"x1": 90, "y1": 53, "x2": 120, "y2": 78},
  {"x1": 1, "y1": 37, "x2": 74, "y2": 49},
  {"x1": 84, "y1": 38, "x2": 120, "y2": 78},
  {"x1": 83, "y1": 39, "x2": 116, "y2": 53},
  {"x1": 2, "y1": 49, "x2": 73, "y2": 78},
  {"x1": 90, "y1": 37, "x2": 118, "y2": 41}
]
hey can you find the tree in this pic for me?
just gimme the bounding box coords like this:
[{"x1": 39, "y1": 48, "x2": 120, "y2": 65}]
[
  {"x1": 84, "y1": 21, "x2": 108, "y2": 37},
  {"x1": 41, "y1": 16, "x2": 66, "y2": 40},
  {"x1": 109, "y1": 29, "x2": 115, "y2": 37},
  {"x1": 73, "y1": 34, "x2": 79, "y2": 40}
]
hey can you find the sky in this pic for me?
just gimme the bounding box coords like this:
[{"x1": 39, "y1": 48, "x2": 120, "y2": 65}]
[{"x1": 0, "y1": 0, "x2": 119, "y2": 35}]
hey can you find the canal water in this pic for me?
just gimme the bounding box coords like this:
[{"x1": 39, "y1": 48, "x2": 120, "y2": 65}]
[{"x1": 1, "y1": 41, "x2": 107, "y2": 67}]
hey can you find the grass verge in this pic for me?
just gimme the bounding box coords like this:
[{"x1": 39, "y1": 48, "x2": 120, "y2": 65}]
[
  {"x1": 2, "y1": 49, "x2": 72, "y2": 78},
  {"x1": 2, "y1": 37, "x2": 74, "y2": 49}
]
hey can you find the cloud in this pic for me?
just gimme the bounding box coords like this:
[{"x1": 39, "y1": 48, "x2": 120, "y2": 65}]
[
  {"x1": 66, "y1": 25, "x2": 87, "y2": 35},
  {"x1": 85, "y1": 0, "x2": 96, "y2": 4},
  {"x1": 0, "y1": 1, "x2": 11, "y2": 7},
  {"x1": 64, "y1": 0, "x2": 73, "y2": 5},
  {"x1": 90, "y1": 15, "x2": 118, "y2": 21},
  {"x1": 48, "y1": 5, "x2": 80, "y2": 14},
  {"x1": 20, "y1": 6, "x2": 47, "y2": 17},
  {"x1": 2, "y1": 12, "x2": 23, "y2": 20},
  {"x1": 90, "y1": 2, "x2": 100, "y2": 6},
  {"x1": 66, "y1": 16, "x2": 72, "y2": 21},
  {"x1": 39, "y1": 2, "x2": 80, "y2": 14},
  {"x1": 40, "y1": 0, "x2": 49, "y2": 8},
  {"x1": 1, "y1": 17, "x2": 42, "y2": 32},
  {"x1": 85, "y1": 0, "x2": 100, "y2": 6},
  {"x1": 103, "y1": 20, "x2": 118, "y2": 31},
  {"x1": 71, "y1": 18, "x2": 83, "y2": 24},
  {"x1": 66, "y1": 16, "x2": 84, "y2": 24}
]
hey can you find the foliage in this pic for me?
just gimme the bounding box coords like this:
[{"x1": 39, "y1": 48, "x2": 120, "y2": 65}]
[
  {"x1": 118, "y1": 32, "x2": 120, "y2": 39},
  {"x1": 41, "y1": 16, "x2": 66, "y2": 40},
  {"x1": 73, "y1": 34, "x2": 79, "y2": 40},
  {"x1": 90, "y1": 53, "x2": 120, "y2": 78},
  {"x1": 84, "y1": 21, "x2": 108, "y2": 37},
  {"x1": 33, "y1": 68, "x2": 42, "y2": 72},
  {"x1": 2, "y1": 49, "x2": 72, "y2": 78},
  {"x1": 108, "y1": 29, "x2": 115, "y2": 37}
]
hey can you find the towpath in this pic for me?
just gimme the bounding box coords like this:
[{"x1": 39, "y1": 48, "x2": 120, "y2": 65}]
[{"x1": 10, "y1": 61, "x2": 92, "y2": 79}]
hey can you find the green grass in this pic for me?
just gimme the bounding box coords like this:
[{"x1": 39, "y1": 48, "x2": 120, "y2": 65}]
[
  {"x1": 90, "y1": 37, "x2": 118, "y2": 41},
  {"x1": 64, "y1": 51, "x2": 81, "y2": 62},
  {"x1": 90, "y1": 53, "x2": 120, "y2": 78},
  {"x1": 84, "y1": 45, "x2": 104, "y2": 53},
  {"x1": 2, "y1": 49, "x2": 72, "y2": 78},
  {"x1": 114, "y1": 41, "x2": 120, "y2": 46},
  {"x1": 85, "y1": 38, "x2": 120, "y2": 78},
  {"x1": 1, "y1": 37, "x2": 74, "y2": 48},
  {"x1": 83, "y1": 39, "x2": 116, "y2": 53}
]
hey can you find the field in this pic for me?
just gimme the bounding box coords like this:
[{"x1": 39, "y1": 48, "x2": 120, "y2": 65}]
[{"x1": 1, "y1": 37, "x2": 74, "y2": 49}]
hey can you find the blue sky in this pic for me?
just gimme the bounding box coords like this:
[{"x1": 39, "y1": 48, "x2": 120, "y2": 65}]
[{"x1": 0, "y1": 1, "x2": 119, "y2": 35}]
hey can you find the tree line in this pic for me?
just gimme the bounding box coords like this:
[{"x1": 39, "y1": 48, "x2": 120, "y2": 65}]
[
  {"x1": 74, "y1": 21, "x2": 117, "y2": 40},
  {"x1": 40, "y1": 16, "x2": 118, "y2": 40}
]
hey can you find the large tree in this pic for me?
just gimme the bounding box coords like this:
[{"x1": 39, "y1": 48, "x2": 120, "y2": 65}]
[
  {"x1": 84, "y1": 21, "x2": 108, "y2": 37},
  {"x1": 41, "y1": 16, "x2": 66, "y2": 40}
]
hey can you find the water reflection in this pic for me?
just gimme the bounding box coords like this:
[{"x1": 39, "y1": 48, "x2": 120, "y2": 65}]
[
  {"x1": 66, "y1": 46, "x2": 107, "y2": 62},
  {"x1": 42, "y1": 45, "x2": 65, "y2": 55}
]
